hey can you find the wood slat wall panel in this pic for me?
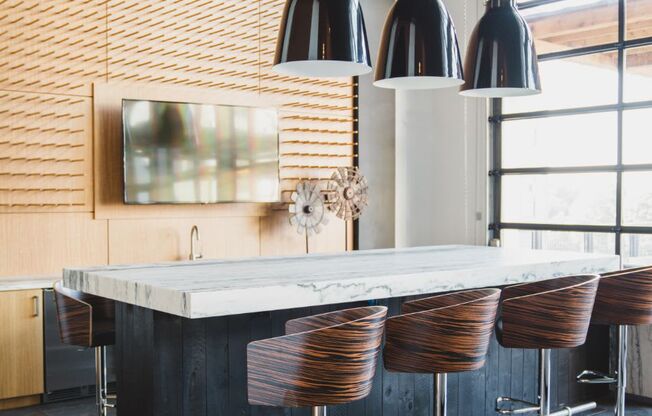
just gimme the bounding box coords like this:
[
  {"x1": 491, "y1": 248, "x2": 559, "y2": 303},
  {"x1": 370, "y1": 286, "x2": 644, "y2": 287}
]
[
  {"x1": 0, "y1": 0, "x2": 107, "y2": 96},
  {"x1": 0, "y1": 0, "x2": 356, "y2": 214},
  {"x1": 0, "y1": 0, "x2": 353, "y2": 275},
  {"x1": 107, "y1": 0, "x2": 260, "y2": 92},
  {"x1": 258, "y1": 0, "x2": 356, "y2": 201},
  {"x1": 0, "y1": 91, "x2": 93, "y2": 212}
]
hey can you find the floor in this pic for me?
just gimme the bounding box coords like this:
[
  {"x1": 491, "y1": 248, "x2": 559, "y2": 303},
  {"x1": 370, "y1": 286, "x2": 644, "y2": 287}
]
[
  {"x1": 0, "y1": 398, "x2": 651, "y2": 416},
  {"x1": 0, "y1": 399, "x2": 112, "y2": 416}
]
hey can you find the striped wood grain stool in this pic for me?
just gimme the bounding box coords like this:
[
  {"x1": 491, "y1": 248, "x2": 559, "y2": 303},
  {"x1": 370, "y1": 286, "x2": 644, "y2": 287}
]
[
  {"x1": 53, "y1": 281, "x2": 116, "y2": 416},
  {"x1": 495, "y1": 274, "x2": 601, "y2": 416},
  {"x1": 247, "y1": 305, "x2": 388, "y2": 416},
  {"x1": 383, "y1": 288, "x2": 501, "y2": 416},
  {"x1": 577, "y1": 266, "x2": 652, "y2": 416}
]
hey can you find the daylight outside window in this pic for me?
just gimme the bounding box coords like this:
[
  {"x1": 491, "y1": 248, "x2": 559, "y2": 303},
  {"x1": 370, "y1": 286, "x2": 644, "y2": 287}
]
[{"x1": 491, "y1": 0, "x2": 652, "y2": 266}]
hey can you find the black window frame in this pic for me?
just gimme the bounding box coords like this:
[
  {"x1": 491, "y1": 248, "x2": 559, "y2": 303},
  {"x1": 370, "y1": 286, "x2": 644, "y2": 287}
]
[{"x1": 490, "y1": 0, "x2": 652, "y2": 255}]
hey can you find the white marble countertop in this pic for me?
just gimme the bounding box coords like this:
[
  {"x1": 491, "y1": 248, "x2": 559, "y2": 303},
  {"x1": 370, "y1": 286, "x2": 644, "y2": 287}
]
[
  {"x1": 63, "y1": 245, "x2": 620, "y2": 319},
  {"x1": 0, "y1": 276, "x2": 57, "y2": 292}
]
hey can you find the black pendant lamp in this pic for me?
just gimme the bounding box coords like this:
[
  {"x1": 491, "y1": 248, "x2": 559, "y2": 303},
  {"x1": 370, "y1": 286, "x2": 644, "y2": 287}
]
[
  {"x1": 460, "y1": 0, "x2": 541, "y2": 97},
  {"x1": 374, "y1": 0, "x2": 464, "y2": 90},
  {"x1": 273, "y1": 0, "x2": 372, "y2": 77}
]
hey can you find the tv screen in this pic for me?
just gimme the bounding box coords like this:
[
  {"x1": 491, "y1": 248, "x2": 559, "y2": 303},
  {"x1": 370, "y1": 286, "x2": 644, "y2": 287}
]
[{"x1": 122, "y1": 99, "x2": 280, "y2": 204}]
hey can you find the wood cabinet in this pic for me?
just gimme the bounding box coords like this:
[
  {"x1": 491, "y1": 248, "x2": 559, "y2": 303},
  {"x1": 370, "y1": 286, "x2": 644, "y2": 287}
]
[{"x1": 0, "y1": 290, "x2": 44, "y2": 400}]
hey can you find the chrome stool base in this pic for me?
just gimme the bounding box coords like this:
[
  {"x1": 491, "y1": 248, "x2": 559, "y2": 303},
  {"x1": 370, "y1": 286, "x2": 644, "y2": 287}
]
[
  {"x1": 95, "y1": 346, "x2": 116, "y2": 416},
  {"x1": 496, "y1": 397, "x2": 541, "y2": 415},
  {"x1": 312, "y1": 406, "x2": 327, "y2": 416},
  {"x1": 435, "y1": 373, "x2": 447, "y2": 416},
  {"x1": 497, "y1": 349, "x2": 596, "y2": 416},
  {"x1": 577, "y1": 370, "x2": 616, "y2": 384},
  {"x1": 576, "y1": 325, "x2": 628, "y2": 416}
]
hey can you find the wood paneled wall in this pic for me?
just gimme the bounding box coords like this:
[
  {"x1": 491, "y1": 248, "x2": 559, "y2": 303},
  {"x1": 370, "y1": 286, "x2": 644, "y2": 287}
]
[{"x1": 0, "y1": 0, "x2": 355, "y2": 277}]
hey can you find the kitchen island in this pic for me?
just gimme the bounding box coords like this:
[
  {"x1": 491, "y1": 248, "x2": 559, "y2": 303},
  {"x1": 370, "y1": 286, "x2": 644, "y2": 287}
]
[{"x1": 64, "y1": 245, "x2": 619, "y2": 416}]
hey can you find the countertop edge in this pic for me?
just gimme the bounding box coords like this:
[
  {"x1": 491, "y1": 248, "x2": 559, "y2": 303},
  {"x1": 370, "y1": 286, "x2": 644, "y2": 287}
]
[{"x1": 64, "y1": 248, "x2": 620, "y2": 319}]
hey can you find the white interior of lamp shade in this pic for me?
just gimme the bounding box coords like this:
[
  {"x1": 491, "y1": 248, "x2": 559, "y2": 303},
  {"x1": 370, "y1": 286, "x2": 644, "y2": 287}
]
[
  {"x1": 373, "y1": 76, "x2": 464, "y2": 90},
  {"x1": 272, "y1": 61, "x2": 372, "y2": 77},
  {"x1": 459, "y1": 87, "x2": 541, "y2": 98}
]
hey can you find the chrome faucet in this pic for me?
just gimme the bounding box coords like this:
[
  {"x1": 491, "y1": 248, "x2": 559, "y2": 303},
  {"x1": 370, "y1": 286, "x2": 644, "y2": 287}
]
[{"x1": 189, "y1": 225, "x2": 203, "y2": 261}]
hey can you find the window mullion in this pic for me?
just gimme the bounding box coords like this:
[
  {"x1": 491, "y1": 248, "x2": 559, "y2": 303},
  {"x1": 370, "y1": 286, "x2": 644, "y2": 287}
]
[
  {"x1": 490, "y1": 0, "x2": 643, "y2": 255},
  {"x1": 615, "y1": 0, "x2": 626, "y2": 255}
]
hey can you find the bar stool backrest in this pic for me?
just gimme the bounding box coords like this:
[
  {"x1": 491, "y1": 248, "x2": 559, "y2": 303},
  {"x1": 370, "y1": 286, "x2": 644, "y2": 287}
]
[
  {"x1": 593, "y1": 265, "x2": 652, "y2": 325},
  {"x1": 247, "y1": 305, "x2": 387, "y2": 408},
  {"x1": 53, "y1": 281, "x2": 115, "y2": 348},
  {"x1": 383, "y1": 288, "x2": 501, "y2": 374},
  {"x1": 498, "y1": 274, "x2": 600, "y2": 349}
]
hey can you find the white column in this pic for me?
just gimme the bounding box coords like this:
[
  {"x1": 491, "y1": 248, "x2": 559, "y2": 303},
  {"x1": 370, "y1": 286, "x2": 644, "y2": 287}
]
[
  {"x1": 395, "y1": 0, "x2": 488, "y2": 248},
  {"x1": 358, "y1": 0, "x2": 396, "y2": 250}
]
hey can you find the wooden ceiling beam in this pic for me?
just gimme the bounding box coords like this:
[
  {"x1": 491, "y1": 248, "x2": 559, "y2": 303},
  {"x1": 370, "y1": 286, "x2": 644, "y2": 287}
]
[{"x1": 526, "y1": 0, "x2": 652, "y2": 41}]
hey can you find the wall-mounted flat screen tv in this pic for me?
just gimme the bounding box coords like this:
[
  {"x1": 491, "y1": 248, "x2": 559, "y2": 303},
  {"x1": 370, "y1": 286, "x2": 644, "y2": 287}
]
[{"x1": 122, "y1": 99, "x2": 280, "y2": 204}]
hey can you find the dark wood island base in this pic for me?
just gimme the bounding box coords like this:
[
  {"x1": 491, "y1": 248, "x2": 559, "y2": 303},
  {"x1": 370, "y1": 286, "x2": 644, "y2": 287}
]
[{"x1": 115, "y1": 298, "x2": 609, "y2": 416}]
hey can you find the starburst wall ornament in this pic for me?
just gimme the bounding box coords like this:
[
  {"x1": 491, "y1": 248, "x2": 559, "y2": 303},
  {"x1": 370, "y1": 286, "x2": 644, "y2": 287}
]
[
  {"x1": 325, "y1": 167, "x2": 369, "y2": 221},
  {"x1": 289, "y1": 181, "x2": 329, "y2": 235}
]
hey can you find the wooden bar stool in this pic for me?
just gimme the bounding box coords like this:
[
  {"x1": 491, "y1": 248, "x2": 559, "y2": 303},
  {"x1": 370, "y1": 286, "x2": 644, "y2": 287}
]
[
  {"x1": 383, "y1": 288, "x2": 501, "y2": 416},
  {"x1": 247, "y1": 305, "x2": 388, "y2": 416},
  {"x1": 53, "y1": 281, "x2": 116, "y2": 416},
  {"x1": 577, "y1": 266, "x2": 652, "y2": 416},
  {"x1": 495, "y1": 274, "x2": 601, "y2": 416}
]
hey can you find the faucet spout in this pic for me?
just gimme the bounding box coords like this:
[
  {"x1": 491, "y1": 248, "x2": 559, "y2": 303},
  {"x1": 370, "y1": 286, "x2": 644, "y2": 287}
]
[{"x1": 190, "y1": 225, "x2": 203, "y2": 261}]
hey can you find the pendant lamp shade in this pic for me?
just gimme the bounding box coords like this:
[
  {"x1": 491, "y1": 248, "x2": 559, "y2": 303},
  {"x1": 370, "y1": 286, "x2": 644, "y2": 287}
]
[
  {"x1": 374, "y1": 0, "x2": 464, "y2": 90},
  {"x1": 460, "y1": 0, "x2": 541, "y2": 98},
  {"x1": 273, "y1": 0, "x2": 372, "y2": 77}
]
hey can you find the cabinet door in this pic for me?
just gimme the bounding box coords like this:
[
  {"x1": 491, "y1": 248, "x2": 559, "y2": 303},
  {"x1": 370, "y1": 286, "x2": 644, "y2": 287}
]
[{"x1": 0, "y1": 290, "x2": 44, "y2": 399}]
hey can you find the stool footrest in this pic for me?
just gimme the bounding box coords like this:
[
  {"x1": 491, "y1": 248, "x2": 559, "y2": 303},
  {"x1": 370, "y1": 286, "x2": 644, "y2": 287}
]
[
  {"x1": 576, "y1": 370, "x2": 616, "y2": 384},
  {"x1": 496, "y1": 397, "x2": 597, "y2": 416},
  {"x1": 103, "y1": 400, "x2": 116, "y2": 409},
  {"x1": 496, "y1": 396, "x2": 540, "y2": 414},
  {"x1": 547, "y1": 402, "x2": 597, "y2": 416}
]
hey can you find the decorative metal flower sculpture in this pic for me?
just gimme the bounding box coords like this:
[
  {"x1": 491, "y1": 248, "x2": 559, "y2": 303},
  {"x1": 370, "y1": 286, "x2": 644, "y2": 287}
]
[
  {"x1": 289, "y1": 181, "x2": 329, "y2": 235},
  {"x1": 325, "y1": 167, "x2": 369, "y2": 221}
]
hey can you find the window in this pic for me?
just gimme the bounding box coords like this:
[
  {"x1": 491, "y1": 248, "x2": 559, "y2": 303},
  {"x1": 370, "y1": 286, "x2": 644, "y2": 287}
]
[{"x1": 491, "y1": 0, "x2": 652, "y2": 266}]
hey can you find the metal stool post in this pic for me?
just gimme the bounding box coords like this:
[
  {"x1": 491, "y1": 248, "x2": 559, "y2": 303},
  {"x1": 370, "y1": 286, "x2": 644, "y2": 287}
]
[
  {"x1": 95, "y1": 346, "x2": 109, "y2": 416},
  {"x1": 435, "y1": 373, "x2": 448, "y2": 416},
  {"x1": 539, "y1": 349, "x2": 551, "y2": 416},
  {"x1": 383, "y1": 289, "x2": 501, "y2": 416},
  {"x1": 576, "y1": 325, "x2": 629, "y2": 416},
  {"x1": 312, "y1": 406, "x2": 327, "y2": 416},
  {"x1": 576, "y1": 266, "x2": 652, "y2": 416},
  {"x1": 615, "y1": 325, "x2": 627, "y2": 416},
  {"x1": 494, "y1": 275, "x2": 600, "y2": 416}
]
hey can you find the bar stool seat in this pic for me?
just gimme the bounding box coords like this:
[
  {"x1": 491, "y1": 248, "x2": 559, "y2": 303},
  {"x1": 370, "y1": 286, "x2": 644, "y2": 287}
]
[
  {"x1": 53, "y1": 281, "x2": 116, "y2": 416},
  {"x1": 247, "y1": 305, "x2": 388, "y2": 415},
  {"x1": 577, "y1": 266, "x2": 652, "y2": 416},
  {"x1": 592, "y1": 266, "x2": 652, "y2": 326},
  {"x1": 383, "y1": 288, "x2": 501, "y2": 416},
  {"x1": 495, "y1": 274, "x2": 600, "y2": 416}
]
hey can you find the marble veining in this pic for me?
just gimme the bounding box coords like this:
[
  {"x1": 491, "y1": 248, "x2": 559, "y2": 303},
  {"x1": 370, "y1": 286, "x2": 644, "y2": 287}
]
[
  {"x1": 0, "y1": 276, "x2": 57, "y2": 292},
  {"x1": 63, "y1": 245, "x2": 619, "y2": 319}
]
